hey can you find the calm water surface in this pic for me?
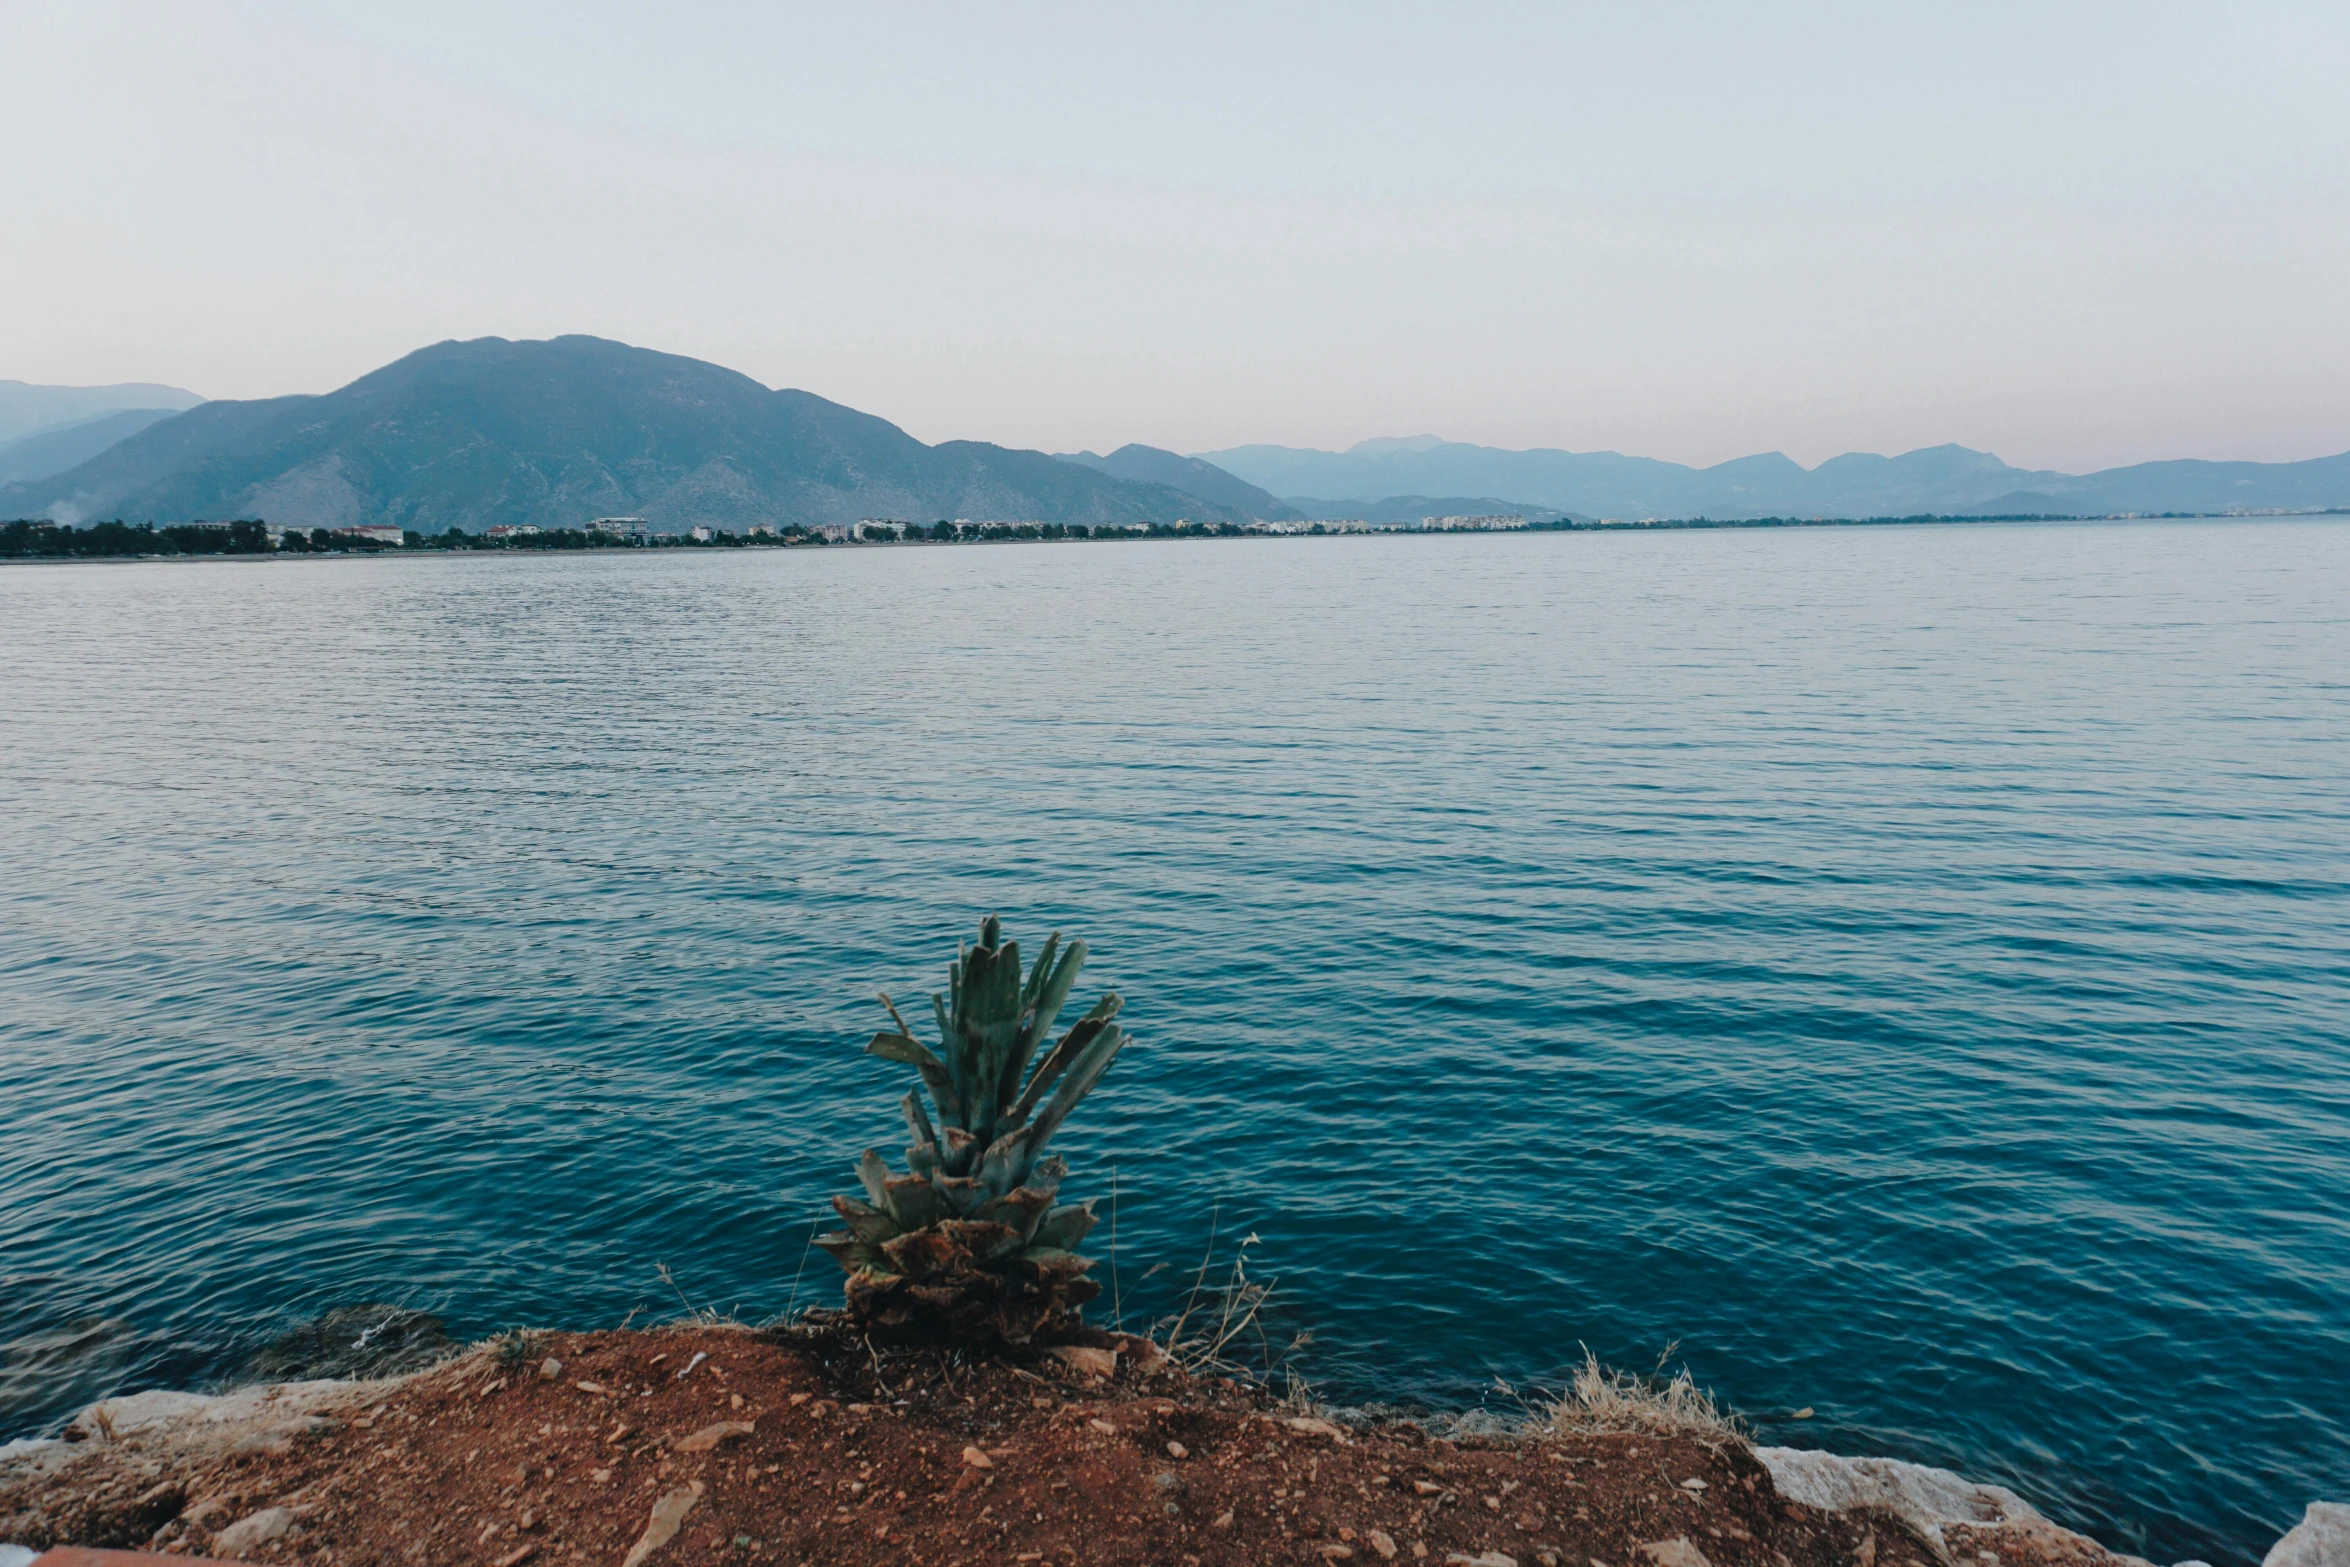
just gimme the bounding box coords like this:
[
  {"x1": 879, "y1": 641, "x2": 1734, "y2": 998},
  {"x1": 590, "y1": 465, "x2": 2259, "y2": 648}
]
[{"x1": 3, "y1": 523, "x2": 2346, "y2": 1563}]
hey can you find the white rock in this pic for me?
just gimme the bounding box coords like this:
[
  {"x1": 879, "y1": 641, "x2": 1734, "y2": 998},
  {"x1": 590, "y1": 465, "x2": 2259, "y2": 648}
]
[
  {"x1": 213, "y1": 1504, "x2": 295, "y2": 1556},
  {"x1": 77, "y1": 1379, "x2": 351, "y2": 1439},
  {"x1": 1642, "y1": 1541, "x2": 1715, "y2": 1567},
  {"x1": 2264, "y1": 1503, "x2": 2350, "y2": 1567},
  {"x1": 1756, "y1": 1448, "x2": 2043, "y2": 1553},
  {"x1": 0, "y1": 1545, "x2": 40, "y2": 1567}
]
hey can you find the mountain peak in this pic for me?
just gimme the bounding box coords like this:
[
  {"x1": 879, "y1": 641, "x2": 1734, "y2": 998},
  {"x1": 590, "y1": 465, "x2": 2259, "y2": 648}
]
[
  {"x1": 0, "y1": 336, "x2": 1254, "y2": 530},
  {"x1": 1345, "y1": 434, "x2": 1451, "y2": 456}
]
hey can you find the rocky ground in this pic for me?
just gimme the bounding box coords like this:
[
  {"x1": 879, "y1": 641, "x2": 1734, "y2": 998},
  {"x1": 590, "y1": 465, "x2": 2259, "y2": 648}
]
[{"x1": 0, "y1": 1323, "x2": 2189, "y2": 1567}]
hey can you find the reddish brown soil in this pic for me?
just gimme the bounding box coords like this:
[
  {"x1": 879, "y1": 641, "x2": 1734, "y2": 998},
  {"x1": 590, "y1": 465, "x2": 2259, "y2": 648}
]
[{"x1": 2, "y1": 1324, "x2": 1962, "y2": 1567}]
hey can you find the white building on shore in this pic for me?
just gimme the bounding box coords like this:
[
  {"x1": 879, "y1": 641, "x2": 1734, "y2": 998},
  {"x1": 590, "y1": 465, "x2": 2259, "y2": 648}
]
[{"x1": 1421, "y1": 514, "x2": 1529, "y2": 531}]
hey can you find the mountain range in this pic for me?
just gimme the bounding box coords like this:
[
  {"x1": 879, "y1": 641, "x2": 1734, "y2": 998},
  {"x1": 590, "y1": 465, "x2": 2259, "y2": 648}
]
[
  {"x1": 0, "y1": 407, "x2": 194, "y2": 486},
  {"x1": 7, "y1": 339, "x2": 2349, "y2": 532},
  {"x1": 1055, "y1": 444, "x2": 1305, "y2": 521},
  {"x1": 0, "y1": 337, "x2": 1250, "y2": 532},
  {"x1": 1198, "y1": 436, "x2": 2350, "y2": 520},
  {"x1": 0, "y1": 379, "x2": 205, "y2": 445}
]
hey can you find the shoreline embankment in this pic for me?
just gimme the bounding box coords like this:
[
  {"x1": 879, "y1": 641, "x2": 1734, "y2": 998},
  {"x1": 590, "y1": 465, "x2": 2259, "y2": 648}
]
[{"x1": 5, "y1": 1325, "x2": 2340, "y2": 1567}]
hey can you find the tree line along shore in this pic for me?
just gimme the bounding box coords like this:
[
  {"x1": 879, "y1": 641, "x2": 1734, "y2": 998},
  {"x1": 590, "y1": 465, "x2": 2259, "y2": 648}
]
[{"x1": 10, "y1": 508, "x2": 2310, "y2": 562}]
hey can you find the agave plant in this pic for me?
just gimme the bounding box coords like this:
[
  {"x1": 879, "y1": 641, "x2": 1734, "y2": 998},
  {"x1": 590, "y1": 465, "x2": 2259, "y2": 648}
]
[{"x1": 816, "y1": 915, "x2": 1129, "y2": 1344}]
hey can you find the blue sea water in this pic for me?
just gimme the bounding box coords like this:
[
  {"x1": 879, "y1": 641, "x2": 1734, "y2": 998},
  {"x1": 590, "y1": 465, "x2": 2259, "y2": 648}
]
[{"x1": 2, "y1": 521, "x2": 2345, "y2": 1563}]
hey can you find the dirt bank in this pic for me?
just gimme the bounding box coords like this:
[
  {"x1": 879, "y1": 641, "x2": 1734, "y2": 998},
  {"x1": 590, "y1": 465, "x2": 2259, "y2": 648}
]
[{"x1": 0, "y1": 1324, "x2": 2156, "y2": 1567}]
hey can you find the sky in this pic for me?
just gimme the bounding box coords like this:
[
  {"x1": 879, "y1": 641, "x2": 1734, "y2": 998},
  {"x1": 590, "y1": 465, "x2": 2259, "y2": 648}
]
[{"x1": 8, "y1": 1, "x2": 2349, "y2": 472}]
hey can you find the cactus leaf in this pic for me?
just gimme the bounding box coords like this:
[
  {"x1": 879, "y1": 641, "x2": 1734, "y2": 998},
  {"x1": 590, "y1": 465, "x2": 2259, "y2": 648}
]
[
  {"x1": 1022, "y1": 1022, "x2": 1125, "y2": 1164},
  {"x1": 856, "y1": 1149, "x2": 891, "y2": 1208},
  {"x1": 1012, "y1": 994, "x2": 1121, "y2": 1123},
  {"x1": 976, "y1": 1183, "x2": 1054, "y2": 1242},
  {"x1": 867, "y1": 1031, "x2": 942, "y2": 1068},
  {"x1": 831, "y1": 1194, "x2": 898, "y2": 1244},
  {"x1": 883, "y1": 1173, "x2": 948, "y2": 1229},
  {"x1": 1030, "y1": 1201, "x2": 1097, "y2": 1250},
  {"x1": 900, "y1": 1090, "x2": 937, "y2": 1152}
]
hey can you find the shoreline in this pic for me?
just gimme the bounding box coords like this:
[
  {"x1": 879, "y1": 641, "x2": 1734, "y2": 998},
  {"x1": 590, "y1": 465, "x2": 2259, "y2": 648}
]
[
  {"x1": 5, "y1": 1324, "x2": 2334, "y2": 1567},
  {"x1": 4, "y1": 509, "x2": 2347, "y2": 567}
]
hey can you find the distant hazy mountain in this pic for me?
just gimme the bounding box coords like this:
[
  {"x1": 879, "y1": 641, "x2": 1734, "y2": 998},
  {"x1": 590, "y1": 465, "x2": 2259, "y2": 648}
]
[
  {"x1": 0, "y1": 407, "x2": 188, "y2": 485},
  {"x1": 1197, "y1": 436, "x2": 2350, "y2": 520},
  {"x1": 0, "y1": 380, "x2": 204, "y2": 445},
  {"x1": 1056, "y1": 444, "x2": 1304, "y2": 520},
  {"x1": 1, "y1": 337, "x2": 1248, "y2": 531},
  {"x1": 1283, "y1": 494, "x2": 1577, "y2": 525}
]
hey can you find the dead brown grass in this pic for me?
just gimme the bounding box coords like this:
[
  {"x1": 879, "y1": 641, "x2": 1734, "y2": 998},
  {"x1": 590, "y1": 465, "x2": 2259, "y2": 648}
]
[{"x1": 1543, "y1": 1347, "x2": 1742, "y2": 1446}]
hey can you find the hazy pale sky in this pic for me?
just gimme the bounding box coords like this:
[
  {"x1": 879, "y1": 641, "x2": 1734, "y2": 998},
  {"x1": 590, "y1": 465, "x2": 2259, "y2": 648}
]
[{"x1": 9, "y1": 1, "x2": 2348, "y2": 470}]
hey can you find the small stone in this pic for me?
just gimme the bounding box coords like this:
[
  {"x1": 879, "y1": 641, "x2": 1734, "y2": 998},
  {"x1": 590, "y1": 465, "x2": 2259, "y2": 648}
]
[
  {"x1": 1486, "y1": 1495, "x2": 1504, "y2": 1511},
  {"x1": 1443, "y1": 1554, "x2": 1517, "y2": 1567},
  {"x1": 675, "y1": 1419, "x2": 756, "y2": 1453},
  {"x1": 790, "y1": 1392, "x2": 811, "y2": 1406},
  {"x1": 1324, "y1": 1549, "x2": 1356, "y2": 1561},
  {"x1": 962, "y1": 1444, "x2": 994, "y2": 1469},
  {"x1": 620, "y1": 1484, "x2": 701, "y2": 1567},
  {"x1": 1681, "y1": 1479, "x2": 1707, "y2": 1492},
  {"x1": 1089, "y1": 1418, "x2": 1119, "y2": 1435},
  {"x1": 1050, "y1": 1344, "x2": 1119, "y2": 1378},
  {"x1": 1640, "y1": 1541, "x2": 1715, "y2": 1567},
  {"x1": 1415, "y1": 1480, "x2": 1444, "y2": 1496},
  {"x1": 730, "y1": 1393, "x2": 745, "y2": 1410},
  {"x1": 592, "y1": 1468, "x2": 612, "y2": 1483},
  {"x1": 1287, "y1": 1416, "x2": 1346, "y2": 1439},
  {"x1": 1214, "y1": 1509, "x2": 1237, "y2": 1529},
  {"x1": 1369, "y1": 1531, "x2": 1399, "y2": 1560},
  {"x1": 1792, "y1": 1407, "x2": 1813, "y2": 1419},
  {"x1": 213, "y1": 1506, "x2": 295, "y2": 1556},
  {"x1": 493, "y1": 1545, "x2": 538, "y2": 1567},
  {"x1": 519, "y1": 1508, "x2": 539, "y2": 1530},
  {"x1": 538, "y1": 1356, "x2": 563, "y2": 1380},
  {"x1": 1168, "y1": 1440, "x2": 1190, "y2": 1458}
]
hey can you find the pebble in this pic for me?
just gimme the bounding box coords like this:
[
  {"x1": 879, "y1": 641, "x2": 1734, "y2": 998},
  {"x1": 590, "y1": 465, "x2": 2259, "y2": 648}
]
[
  {"x1": 1167, "y1": 1440, "x2": 1189, "y2": 1458},
  {"x1": 675, "y1": 1420, "x2": 756, "y2": 1453},
  {"x1": 538, "y1": 1357, "x2": 563, "y2": 1381},
  {"x1": 963, "y1": 1445, "x2": 994, "y2": 1469},
  {"x1": 1369, "y1": 1530, "x2": 1399, "y2": 1560},
  {"x1": 619, "y1": 1483, "x2": 701, "y2": 1567},
  {"x1": 213, "y1": 1506, "x2": 295, "y2": 1555},
  {"x1": 1639, "y1": 1541, "x2": 1715, "y2": 1567}
]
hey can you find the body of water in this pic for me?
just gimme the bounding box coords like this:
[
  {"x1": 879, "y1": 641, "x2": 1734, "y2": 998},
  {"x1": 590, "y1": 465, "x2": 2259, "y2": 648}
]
[{"x1": 3, "y1": 521, "x2": 2345, "y2": 1564}]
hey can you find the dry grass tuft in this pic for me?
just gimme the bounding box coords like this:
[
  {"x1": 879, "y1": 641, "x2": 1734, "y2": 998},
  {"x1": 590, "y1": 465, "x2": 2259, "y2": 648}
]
[
  {"x1": 1148, "y1": 1223, "x2": 1312, "y2": 1388},
  {"x1": 1543, "y1": 1347, "x2": 1742, "y2": 1446}
]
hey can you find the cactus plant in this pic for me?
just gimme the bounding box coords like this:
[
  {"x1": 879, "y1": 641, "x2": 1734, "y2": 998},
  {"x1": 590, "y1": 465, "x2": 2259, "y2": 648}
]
[{"x1": 816, "y1": 915, "x2": 1129, "y2": 1344}]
